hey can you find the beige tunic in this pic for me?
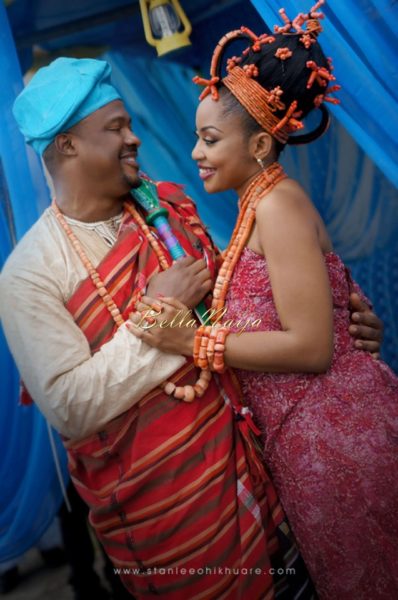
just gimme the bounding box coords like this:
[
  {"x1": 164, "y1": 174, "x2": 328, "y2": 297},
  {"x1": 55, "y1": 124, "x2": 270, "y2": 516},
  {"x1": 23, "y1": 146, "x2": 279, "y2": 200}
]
[{"x1": 0, "y1": 207, "x2": 185, "y2": 440}]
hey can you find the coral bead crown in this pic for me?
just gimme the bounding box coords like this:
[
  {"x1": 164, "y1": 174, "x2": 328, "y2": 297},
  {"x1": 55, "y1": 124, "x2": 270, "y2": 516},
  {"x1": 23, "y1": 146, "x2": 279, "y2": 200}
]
[{"x1": 193, "y1": 0, "x2": 340, "y2": 146}]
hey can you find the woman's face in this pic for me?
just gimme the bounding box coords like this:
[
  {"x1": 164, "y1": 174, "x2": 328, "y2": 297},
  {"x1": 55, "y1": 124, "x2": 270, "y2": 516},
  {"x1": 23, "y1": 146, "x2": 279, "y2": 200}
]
[{"x1": 192, "y1": 95, "x2": 260, "y2": 196}]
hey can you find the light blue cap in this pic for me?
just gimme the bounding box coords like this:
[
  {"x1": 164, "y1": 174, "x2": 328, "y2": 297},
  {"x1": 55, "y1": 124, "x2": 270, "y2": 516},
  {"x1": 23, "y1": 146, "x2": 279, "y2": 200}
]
[{"x1": 13, "y1": 57, "x2": 122, "y2": 156}]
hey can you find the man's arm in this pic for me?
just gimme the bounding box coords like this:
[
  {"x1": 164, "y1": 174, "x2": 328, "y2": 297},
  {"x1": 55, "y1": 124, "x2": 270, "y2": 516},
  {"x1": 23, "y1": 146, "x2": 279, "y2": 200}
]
[{"x1": 0, "y1": 270, "x2": 185, "y2": 440}]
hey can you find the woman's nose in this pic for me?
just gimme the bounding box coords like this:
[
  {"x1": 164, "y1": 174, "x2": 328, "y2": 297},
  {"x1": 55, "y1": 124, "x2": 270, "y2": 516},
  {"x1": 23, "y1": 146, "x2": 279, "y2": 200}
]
[{"x1": 191, "y1": 139, "x2": 202, "y2": 160}]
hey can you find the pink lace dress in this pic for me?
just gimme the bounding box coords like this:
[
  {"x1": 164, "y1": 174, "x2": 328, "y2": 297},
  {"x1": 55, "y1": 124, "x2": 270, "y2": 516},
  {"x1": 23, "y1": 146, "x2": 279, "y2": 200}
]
[{"x1": 225, "y1": 248, "x2": 398, "y2": 599}]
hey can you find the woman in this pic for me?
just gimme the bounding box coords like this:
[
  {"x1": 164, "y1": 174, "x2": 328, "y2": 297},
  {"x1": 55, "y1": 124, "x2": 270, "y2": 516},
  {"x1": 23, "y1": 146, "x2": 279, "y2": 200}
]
[{"x1": 129, "y1": 4, "x2": 398, "y2": 599}]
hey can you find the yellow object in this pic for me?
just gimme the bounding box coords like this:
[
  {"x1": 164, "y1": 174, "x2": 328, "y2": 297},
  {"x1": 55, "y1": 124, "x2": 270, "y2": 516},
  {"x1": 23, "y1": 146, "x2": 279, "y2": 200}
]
[{"x1": 139, "y1": 0, "x2": 192, "y2": 56}]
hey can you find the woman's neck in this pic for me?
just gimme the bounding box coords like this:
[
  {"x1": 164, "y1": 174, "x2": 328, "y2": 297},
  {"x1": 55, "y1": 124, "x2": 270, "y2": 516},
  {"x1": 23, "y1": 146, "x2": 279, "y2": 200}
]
[{"x1": 236, "y1": 159, "x2": 278, "y2": 199}]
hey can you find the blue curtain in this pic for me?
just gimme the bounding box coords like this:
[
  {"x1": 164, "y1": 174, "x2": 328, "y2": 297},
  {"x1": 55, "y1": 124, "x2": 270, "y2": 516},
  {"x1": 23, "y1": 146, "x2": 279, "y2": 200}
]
[
  {"x1": 248, "y1": 0, "x2": 398, "y2": 369},
  {"x1": 249, "y1": 0, "x2": 398, "y2": 189},
  {"x1": 0, "y1": 201, "x2": 68, "y2": 561},
  {"x1": 0, "y1": 0, "x2": 397, "y2": 562},
  {"x1": 104, "y1": 47, "x2": 398, "y2": 371},
  {"x1": 0, "y1": 3, "x2": 68, "y2": 562}
]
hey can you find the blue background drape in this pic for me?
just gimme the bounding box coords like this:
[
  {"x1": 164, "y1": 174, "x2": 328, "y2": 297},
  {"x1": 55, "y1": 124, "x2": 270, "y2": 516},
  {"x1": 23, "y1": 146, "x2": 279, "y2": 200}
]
[
  {"x1": 250, "y1": 0, "x2": 398, "y2": 366},
  {"x1": 251, "y1": 0, "x2": 398, "y2": 189},
  {"x1": 0, "y1": 0, "x2": 397, "y2": 561}
]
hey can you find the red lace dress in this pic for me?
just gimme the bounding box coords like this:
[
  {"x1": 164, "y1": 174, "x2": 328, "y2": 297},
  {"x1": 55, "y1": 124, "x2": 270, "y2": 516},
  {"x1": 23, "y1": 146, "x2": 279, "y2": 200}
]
[{"x1": 225, "y1": 248, "x2": 398, "y2": 599}]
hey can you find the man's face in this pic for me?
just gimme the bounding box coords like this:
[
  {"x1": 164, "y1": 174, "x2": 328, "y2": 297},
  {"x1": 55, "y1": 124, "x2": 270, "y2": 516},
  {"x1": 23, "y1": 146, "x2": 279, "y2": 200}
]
[{"x1": 70, "y1": 100, "x2": 142, "y2": 196}]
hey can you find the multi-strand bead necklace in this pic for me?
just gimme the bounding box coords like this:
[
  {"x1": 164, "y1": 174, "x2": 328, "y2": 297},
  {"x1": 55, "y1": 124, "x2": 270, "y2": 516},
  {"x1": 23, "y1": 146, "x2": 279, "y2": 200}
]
[
  {"x1": 52, "y1": 162, "x2": 285, "y2": 403},
  {"x1": 51, "y1": 198, "x2": 211, "y2": 403},
  {"x1": 211, "y1": 161, "x2": 285, "y2": 315},
  {"x1": 191, "y1": 162, "x2": 286, "y2": 374}
]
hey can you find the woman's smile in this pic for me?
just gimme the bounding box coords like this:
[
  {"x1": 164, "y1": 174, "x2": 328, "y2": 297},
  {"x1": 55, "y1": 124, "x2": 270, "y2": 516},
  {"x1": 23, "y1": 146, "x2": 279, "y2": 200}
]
[{"x1": 198, "y1": 166, "x2": 216, "y2": 180}]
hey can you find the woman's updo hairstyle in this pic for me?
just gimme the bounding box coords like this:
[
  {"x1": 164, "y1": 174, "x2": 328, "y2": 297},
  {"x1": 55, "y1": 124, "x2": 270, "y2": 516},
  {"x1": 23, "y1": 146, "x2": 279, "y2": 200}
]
[
  {"x1": 194, "y1": 1, "x2": 339, "y2": 150},
  {"x1": 241, "y1": 33, "x2": 330, "y2": 120}
]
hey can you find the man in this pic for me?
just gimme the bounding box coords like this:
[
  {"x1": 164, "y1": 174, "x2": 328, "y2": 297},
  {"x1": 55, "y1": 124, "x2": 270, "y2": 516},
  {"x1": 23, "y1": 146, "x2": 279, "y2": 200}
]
[{"x1": 0, "y1": 57, "x2": 382, "y2": 598}]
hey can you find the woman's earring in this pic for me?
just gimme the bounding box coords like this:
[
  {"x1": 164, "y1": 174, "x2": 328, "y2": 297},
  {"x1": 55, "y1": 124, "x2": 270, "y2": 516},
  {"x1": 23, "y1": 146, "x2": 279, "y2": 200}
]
[{"x1": 256, "y1": 157, "x2": 265, "y2": 169}]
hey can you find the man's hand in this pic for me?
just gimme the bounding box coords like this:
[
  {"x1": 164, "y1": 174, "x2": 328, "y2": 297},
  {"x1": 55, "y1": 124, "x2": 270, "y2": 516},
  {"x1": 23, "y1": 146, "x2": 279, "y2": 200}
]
[
  {"x1": 348, "y1": 293, "x2": 383, "y2": 358},
  {"x1": 127, "y1": 296, "x2": 196, "y2": 356},
  {"x1": 146, "y1": 256, "x2": 212, "y2": 308}
]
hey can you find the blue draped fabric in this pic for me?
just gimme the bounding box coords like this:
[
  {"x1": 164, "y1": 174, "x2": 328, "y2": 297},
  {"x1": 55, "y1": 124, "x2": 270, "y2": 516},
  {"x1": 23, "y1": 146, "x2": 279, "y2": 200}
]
[
  {"x1": 0, "y1": 0, "x2": 397, "y2": 563},
  {"x1": 249, "y1": 0, "x2": 398, "y2": 369},
  {"x1": 250, "y1": 0, "x2": 398, "y2": 189},
  {"x1": 0, "y1": 201, "x2": 68, "y2": 561},
  {"x1": 104, "y1": 48, "x2": 398, "y2": 370},
  {"x1": 0, "y1": 2, "x2": 68, "y2": 562}
]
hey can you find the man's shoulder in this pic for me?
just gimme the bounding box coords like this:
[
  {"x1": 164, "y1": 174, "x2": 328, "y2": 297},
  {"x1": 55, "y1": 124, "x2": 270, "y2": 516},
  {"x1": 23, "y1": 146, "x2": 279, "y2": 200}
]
[{"x1": 1, "y1": 208, "x2": 60, "y2": 281}]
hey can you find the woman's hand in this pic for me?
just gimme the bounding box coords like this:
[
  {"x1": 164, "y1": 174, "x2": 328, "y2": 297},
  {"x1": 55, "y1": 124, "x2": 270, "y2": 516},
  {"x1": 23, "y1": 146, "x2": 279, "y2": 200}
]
[
  {"x1": 127, "y1": 296, "x2": 197, "y2": 356},
  {"x1": 146, "y1": 257, "x2": 212, "y2": 308},
  {"x1": 348, "y1": 293, "x2": 383, "y2": 358}
]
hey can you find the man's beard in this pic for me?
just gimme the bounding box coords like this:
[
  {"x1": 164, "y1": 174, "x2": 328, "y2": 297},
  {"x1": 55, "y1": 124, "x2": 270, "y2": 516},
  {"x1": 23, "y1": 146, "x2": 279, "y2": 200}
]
[{"x1": 123, "y1": 172, "x2": 142, "y2": 190}]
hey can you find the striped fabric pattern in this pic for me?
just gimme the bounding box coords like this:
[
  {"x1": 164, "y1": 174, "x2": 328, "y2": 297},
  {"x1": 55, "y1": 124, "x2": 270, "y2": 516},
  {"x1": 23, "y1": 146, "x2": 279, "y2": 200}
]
[{"x1": 64, "y1": 182, "x2": 314, "y2": 599}]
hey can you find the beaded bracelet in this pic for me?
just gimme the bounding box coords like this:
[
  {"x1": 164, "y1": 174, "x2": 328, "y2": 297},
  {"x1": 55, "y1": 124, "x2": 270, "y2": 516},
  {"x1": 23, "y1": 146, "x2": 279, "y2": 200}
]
[
  {"x1": 137, "y1": 303, "x2": 212, "y2": 402},
  {"x1": 193, "y1": 325, "x2": 230, "y2": 373},
  {"x1": 212, "y1": 327, "x2": 230, "y2": 373}
]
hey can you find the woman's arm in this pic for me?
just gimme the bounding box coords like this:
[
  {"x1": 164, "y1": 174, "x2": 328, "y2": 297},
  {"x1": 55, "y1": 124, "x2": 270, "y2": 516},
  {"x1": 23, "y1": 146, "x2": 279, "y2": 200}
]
[
  {"x1": 129, "y1": 184, "x2": 334, "y2": 374},
  {"x1": 224, "y1": 184, "x2": 334, "y2": 373},
  {"x1": 128, "y1": 251, "x2": 384, "y2": 367}
]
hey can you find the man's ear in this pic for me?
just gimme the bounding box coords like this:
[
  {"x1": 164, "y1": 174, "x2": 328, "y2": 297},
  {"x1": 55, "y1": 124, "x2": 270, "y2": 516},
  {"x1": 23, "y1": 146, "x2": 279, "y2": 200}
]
[
  {"x1": 249, "y1": 131, "x2": 273, "y2": 161},
  {"x1": 54, "y1": 133, "x2": 78, "y2": 156}
]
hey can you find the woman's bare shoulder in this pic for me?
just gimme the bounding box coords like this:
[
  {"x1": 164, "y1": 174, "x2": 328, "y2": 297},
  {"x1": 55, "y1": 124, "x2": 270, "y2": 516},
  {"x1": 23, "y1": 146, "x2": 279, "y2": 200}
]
[{"x1": 256, "y1": 177, "x2": 312, "y2": 220}]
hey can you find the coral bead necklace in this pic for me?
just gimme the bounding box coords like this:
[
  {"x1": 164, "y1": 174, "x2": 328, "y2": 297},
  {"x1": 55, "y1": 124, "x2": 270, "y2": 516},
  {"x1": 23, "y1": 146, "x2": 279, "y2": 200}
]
[
  {"x1": 210, "y1": 161, "x2": 286, "y2": 319},
  {"x1": 51, "y1": 198, "x2": 211, "y2": 403},
  {"x1": 52, "y1": 162, "x2": 284, "y2": 401}
]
